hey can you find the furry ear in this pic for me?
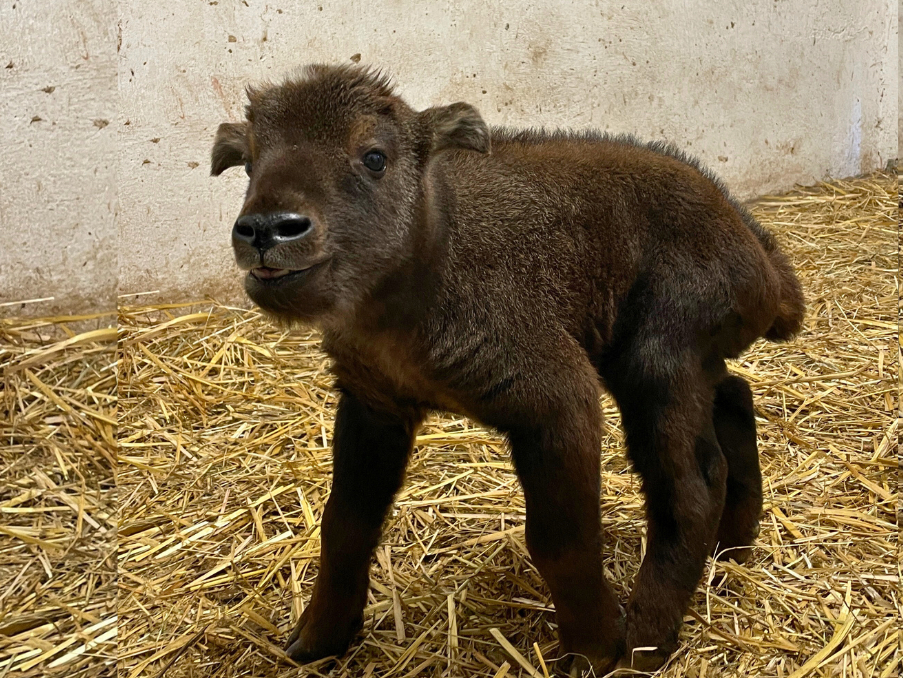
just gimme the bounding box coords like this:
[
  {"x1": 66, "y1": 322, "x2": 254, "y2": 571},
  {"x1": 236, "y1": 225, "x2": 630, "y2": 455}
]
[
  {"x1": 210, "y1": 122, "x2": 249, "y2": 176},
  {"x1": 420, "y1": 102, "x2": 490, "y2": 155}
]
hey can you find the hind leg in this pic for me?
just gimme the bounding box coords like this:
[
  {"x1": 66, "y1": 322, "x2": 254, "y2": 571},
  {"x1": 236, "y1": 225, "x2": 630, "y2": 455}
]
[
  {"x1": 602, "y1": 350, "x2": 728, "y2": 671},
  {"x1": 711, "y1": 375, "x2": 762, "y2": 564}
]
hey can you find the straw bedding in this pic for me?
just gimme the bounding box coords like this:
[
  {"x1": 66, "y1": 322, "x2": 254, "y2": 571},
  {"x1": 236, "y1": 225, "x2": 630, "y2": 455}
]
[
  {"x1": 0, "y1": 317, "x2": 117, "y2": 677},
  {"x1": 0, "y1": 172, "x2": 898, "y2": 677}
]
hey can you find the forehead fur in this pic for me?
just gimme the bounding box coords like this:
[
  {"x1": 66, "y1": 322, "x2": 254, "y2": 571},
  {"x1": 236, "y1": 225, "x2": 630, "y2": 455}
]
[{"x1": 245, "y1": 65, "x2": 403, "y2": 141}]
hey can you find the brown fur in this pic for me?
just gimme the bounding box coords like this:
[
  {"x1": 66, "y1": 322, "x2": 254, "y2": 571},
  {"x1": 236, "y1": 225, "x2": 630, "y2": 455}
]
[{"x1": 211, "y1": 64, "x2": 804, "y2": 674}]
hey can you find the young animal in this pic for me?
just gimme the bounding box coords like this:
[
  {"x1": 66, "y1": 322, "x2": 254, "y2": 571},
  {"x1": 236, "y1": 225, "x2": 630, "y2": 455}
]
[{"x1": 211, "y1": 64, "x2": 804, "y2": 674}]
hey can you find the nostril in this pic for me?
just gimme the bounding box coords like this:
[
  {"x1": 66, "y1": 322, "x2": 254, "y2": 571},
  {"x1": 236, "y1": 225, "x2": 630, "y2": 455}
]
[
  {"x1": 275, "y1": 216, "x2": 312, "y2": 240},
  {"x1": 235, "y1": 224, "x2": 255, "y2": 239},
  {"x1": 233, "y1": 213, "x2": 311, "y2": 247},
  {"x1": 233, "y1": 216, "x2": 258, "y2": 243}
]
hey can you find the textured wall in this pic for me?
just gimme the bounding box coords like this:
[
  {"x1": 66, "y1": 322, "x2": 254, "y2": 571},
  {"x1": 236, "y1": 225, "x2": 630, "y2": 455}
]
[
  {"x1": 0, "y1": 1, "x2": 898, "y2": 314},
  {"x1": 0, "y1": 1, "x2": 117, "y2": 315}
]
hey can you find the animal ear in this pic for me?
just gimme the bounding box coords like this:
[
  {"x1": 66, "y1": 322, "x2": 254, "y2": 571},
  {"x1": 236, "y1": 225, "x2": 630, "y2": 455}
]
[
  {"x1": 420, "y1": 102, "x2": 490, "y2": 155},
  {"x1": 210, "y1": 122, "x2": 249, "y2": 176}
]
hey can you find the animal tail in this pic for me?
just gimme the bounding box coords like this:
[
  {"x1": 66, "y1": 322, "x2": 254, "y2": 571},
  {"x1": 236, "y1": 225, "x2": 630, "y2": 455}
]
[{"x1": 736, "y1": 205, "x2": 805, "y2": 341}]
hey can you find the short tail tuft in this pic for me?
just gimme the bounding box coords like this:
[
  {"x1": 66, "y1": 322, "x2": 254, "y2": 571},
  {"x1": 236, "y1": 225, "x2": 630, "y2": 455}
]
[
  {"x1": 764, "y1": 255, "x2": 805, "y2": 341},
  {"x1": 736, "y1": 206, "x2": 805, "y2": 342}
]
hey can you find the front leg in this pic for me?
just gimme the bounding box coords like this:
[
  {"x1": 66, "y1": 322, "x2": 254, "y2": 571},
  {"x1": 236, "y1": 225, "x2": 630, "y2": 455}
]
[
  {"x1": 285, "y1": 390, "x2": 421, "y2": 661},
  {"x1": 498, "y1": 376, "x2": 624, "y2": 675}
]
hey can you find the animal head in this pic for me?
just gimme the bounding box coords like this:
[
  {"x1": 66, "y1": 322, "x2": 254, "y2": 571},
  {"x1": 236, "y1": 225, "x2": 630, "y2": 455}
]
[{"x1": 211, "y1": 64, "x2": 489, "y2": 325}]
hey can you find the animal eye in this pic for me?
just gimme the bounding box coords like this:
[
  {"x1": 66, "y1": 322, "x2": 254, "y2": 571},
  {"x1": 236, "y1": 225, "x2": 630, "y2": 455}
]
[
  {"x1": 362, "y1": 150, "x2": 386, "y2": 173},
  {"x1": 244, "y1": 162, "x2": 252, "y2": 176}
]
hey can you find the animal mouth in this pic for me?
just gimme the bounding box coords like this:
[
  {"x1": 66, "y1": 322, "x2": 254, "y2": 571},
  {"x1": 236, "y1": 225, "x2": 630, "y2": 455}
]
[
  {"x1": 247, "y1": 259, "x2": 329, "y2": 285},
  {"x1": 250, "y1": 266, "x2": 295, "y2": 280}
]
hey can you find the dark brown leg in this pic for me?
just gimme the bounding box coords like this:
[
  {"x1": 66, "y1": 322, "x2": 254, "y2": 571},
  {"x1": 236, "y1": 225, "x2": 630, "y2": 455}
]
[
  {"x1": 712, "y1": 375, "x2": 762, "y2": 564},
  {"x1": 603, "y1": 356, "x2": 728, "y2": 672},
  {"x1": 502, "y1": 383, "x2": 624, "y2": 675},
  {"x1": 285, "y1": 391, "x2": 420, "y2": 662}
]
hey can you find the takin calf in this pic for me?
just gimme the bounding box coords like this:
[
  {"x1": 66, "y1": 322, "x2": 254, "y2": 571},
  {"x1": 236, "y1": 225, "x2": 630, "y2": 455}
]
[{"x1": 210, "y1": 64, "x2": 804, "y2": 674}]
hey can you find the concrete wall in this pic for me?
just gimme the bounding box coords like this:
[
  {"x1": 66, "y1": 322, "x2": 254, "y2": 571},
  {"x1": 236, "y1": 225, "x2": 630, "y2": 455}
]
[
  {"x1": 0, "y1": 1, "x2": 117, "y2": 315},
  {"x1": 0, "y1": 1, "x2": 898, "y2": 315}
]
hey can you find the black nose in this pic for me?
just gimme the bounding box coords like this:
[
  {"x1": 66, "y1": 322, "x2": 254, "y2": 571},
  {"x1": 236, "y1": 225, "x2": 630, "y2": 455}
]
[{"x1": 232, "y1": 212, "x2": 313, "y2": 250}]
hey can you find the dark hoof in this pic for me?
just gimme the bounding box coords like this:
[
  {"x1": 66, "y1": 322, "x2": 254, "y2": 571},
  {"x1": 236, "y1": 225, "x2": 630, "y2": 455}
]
[
  {"x1": 622, "y1": 612, "x2": 677, "y2": 674},
  {"x1": 714, "y1": 519, "x2": 760, "y2": 564},
  {"x1": 283, "y1": 612, "x2": 362, "y2": 663},
  {"x1": 616, "y1": 646, "x2": 671, "y2": 673},
  {"x1": 566, "y1": 653, "x2": 619, "y2": 677},
  {"x1": 562, "y1": 612, "x2": 625, "y2": 676}
]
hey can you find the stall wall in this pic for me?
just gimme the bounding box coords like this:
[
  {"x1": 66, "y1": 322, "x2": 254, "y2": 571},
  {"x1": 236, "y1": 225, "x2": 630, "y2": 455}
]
[{"x1": 0, "y1": 1, "x2": 897, "y2": 314}]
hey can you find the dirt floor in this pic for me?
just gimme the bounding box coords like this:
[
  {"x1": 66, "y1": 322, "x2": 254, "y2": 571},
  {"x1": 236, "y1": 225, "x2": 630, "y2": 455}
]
[{"x1": 0, "y1": 172, "x2": 899, "y2": 677}]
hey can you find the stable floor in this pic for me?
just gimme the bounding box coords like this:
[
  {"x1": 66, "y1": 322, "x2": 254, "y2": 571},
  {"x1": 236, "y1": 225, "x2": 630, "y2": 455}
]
[{"x1": 0, "y1": 172, "x2": 898, "y2": 677}]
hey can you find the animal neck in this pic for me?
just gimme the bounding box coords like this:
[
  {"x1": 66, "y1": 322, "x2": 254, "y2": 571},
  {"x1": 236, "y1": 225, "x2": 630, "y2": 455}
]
[{"x1": 343, "y1": 175, "x2": 451, "y2": 341}]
